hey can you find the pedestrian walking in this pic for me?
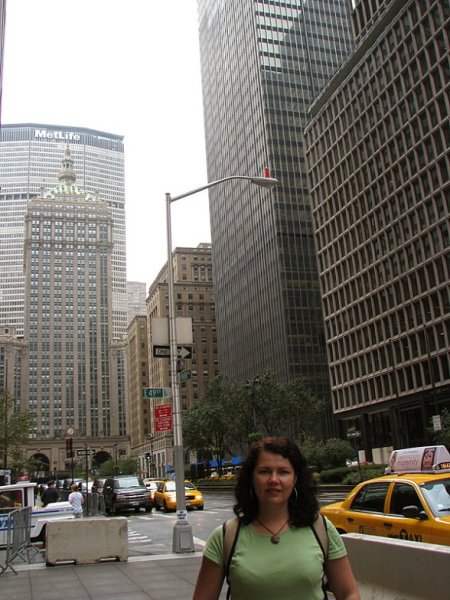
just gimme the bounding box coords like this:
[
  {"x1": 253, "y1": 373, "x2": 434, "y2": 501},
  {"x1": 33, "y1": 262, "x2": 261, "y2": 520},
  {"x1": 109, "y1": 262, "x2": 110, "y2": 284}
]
[
  {"x1": 41, "y1": 480, "x2": 59, "y2": 507},
  {"x1": 68, "y1": 483, "x2": 84, "y2": 518},
  {"x1": 193, "y1": 436, "x2": 360, "y2": 600}
]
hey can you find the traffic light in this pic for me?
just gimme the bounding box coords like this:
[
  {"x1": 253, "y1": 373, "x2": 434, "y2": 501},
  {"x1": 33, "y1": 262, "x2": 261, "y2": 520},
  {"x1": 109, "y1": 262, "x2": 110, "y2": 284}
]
[
  {"x1": 65, "y1": 437, "x2": 73, "y2": 458},
  {"x1": 145, "y1": 452, "x2": 151, "y2": 462}
]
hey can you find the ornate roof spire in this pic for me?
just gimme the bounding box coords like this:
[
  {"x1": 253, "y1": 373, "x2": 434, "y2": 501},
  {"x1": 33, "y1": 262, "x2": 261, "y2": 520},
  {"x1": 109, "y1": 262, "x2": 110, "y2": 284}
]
[{"x1": 58, "y1": 146, "x2": 77, "y2": 185}]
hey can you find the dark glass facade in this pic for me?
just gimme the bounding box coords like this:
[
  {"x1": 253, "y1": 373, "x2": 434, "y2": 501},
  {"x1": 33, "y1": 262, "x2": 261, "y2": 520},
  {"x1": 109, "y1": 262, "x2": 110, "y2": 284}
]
[{"x1": 197, "y1": 1, "x2": 353, "y2": 405}]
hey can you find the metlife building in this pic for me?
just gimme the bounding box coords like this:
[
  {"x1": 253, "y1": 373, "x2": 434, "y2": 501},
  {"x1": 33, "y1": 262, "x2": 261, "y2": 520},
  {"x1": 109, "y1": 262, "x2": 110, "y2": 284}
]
[{"x1": 0, "y1": 123, "x2": 126, "y2": 337}]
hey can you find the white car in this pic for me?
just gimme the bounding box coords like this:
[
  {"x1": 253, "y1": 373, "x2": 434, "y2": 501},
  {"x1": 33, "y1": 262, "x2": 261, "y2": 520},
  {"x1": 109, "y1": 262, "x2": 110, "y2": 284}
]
[{"x1": 0, "y1": 481, "x2": 73, "y2": 545}]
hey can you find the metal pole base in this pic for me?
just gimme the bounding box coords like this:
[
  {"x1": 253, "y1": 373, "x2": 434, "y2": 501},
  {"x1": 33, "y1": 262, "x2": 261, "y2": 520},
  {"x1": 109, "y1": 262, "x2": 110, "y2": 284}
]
[{"x1": 172, "y1": 520, "x2": 195, "y2": 553}]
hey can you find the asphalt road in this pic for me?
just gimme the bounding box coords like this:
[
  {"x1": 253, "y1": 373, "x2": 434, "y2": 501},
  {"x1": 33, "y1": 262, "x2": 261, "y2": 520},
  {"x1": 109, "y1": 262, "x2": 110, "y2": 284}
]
[{"x1": 124, "y1": 488, "x2": 347, "y2": 557}]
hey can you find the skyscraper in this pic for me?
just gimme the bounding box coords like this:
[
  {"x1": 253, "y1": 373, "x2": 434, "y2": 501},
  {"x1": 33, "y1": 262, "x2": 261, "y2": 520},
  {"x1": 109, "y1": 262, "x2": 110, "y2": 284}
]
[
  {"x1": 0, "y1": 123, "x2": 126, "y2": 338},
  {"x1": 305, "y1": 0, "x2": 450, "y2": 453},
  {"x1": 0, "y1": 0, "x2": 6, "y2": 127},
  {"x1": 127, "y1": 281, "x2": 147, "y2": 326},
  {"x1": 197, "y1": 1, "x2": 353, "y2": 403},
  {"x1": 22, "y1": 149, "x2": 125, "y2": 454}
]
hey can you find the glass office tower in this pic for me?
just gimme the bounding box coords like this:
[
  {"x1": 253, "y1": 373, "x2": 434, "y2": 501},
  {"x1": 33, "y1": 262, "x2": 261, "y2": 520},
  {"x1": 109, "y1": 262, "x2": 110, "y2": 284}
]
[
  {"x1": 197, "y1": 1, "x2": 353, "y2": 402},
  {"x1": 0, "y1": 123, "x2": 126, "y2": 338}
]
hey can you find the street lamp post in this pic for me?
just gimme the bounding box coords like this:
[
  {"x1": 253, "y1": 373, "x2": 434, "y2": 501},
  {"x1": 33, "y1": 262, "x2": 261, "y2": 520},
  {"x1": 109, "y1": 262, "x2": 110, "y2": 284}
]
[{"x1": 166, "y1": 174, "x2": 278, "y2": 553}]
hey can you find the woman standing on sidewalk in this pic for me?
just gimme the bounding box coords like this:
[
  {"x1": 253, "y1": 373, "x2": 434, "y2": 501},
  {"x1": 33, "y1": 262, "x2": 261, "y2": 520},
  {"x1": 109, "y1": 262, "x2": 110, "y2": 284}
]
[
  {"x1": 68, "y1": 483, "x2": 84, "y2": 518},
  {"x1": 193, "y1": 437, "x2": 360, "y2": 600}
]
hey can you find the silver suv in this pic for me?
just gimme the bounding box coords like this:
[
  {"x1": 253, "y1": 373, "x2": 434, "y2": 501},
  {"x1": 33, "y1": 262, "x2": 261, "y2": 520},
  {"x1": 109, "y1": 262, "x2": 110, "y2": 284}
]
[{"x1": 103, "y1": 475, "x2": 153, "y2": 514}]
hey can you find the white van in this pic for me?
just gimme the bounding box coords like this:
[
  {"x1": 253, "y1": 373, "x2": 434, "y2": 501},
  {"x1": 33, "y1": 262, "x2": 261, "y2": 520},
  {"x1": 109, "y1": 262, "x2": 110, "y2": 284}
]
[{"x1": 0, "y1": 481, "x2": 73, "y2": 545}]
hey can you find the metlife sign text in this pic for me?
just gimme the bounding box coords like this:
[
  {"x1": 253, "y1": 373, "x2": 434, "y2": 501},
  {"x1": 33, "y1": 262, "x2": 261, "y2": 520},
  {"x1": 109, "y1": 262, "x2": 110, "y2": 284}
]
[{"x1": 34, "y1": 129, "x2": 81, "y2": 141}]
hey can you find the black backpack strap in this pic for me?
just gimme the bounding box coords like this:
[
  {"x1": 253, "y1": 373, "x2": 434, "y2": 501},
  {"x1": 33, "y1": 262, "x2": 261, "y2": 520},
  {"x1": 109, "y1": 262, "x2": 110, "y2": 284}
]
[
  {"x1": 310, "y1": 514, "x2": 329, "y2": 600},
  {"x1": 222, "y1": 517, "x2": 241, "y2": 600}
]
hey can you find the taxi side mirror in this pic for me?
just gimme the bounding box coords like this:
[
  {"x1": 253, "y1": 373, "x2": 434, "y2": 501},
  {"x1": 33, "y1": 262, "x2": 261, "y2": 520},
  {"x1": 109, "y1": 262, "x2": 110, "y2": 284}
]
[{"x1": 402, "y1": 505, "x2": 428, "y2": 520}]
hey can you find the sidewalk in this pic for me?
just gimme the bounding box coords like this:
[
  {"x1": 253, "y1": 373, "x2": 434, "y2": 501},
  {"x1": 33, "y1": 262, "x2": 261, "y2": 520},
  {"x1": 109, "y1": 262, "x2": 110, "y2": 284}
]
[{"x1": 0, "y1": 548, "x2": 227, "y2": 600}]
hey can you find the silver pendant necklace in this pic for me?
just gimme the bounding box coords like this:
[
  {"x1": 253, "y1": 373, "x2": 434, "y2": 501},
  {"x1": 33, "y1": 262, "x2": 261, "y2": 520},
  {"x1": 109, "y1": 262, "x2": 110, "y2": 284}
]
[{"x1": 255, "y1": 518, "x2": 289, "y2": 544}]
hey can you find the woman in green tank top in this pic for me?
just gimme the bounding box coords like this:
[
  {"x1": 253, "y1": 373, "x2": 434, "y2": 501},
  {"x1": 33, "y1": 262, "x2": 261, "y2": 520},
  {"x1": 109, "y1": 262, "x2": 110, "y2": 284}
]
[{"x1": 193, "y1": 437, "x2": 360, "y2": 600}]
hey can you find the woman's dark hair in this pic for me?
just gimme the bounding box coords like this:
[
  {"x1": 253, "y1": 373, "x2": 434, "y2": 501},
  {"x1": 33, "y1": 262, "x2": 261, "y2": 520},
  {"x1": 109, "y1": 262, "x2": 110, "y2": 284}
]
[{"x1": 233, "y1": 437, "x2": 319, "y2": 527}]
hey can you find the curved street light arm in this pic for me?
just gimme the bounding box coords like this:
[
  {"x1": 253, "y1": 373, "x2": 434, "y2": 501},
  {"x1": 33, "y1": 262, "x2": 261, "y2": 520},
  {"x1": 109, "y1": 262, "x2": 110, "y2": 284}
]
[{"x1": 168, "y1": 175, "x2": 278, "y2": 203}]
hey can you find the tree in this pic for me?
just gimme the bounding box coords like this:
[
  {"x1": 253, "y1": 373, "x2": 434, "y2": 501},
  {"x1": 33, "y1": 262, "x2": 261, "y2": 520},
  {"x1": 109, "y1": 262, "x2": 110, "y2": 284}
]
[
  {"x1": 183, "y1": 375, "x2": 244, "y2": 473},
  {"x1": 301, "y1": 437, "x2": 353, "y2": 469},
  {"x1": 0, "y1": 389, "x2": 35, "y2": 471},
  {"x1": 99, "y1": 458, "x2": 138, "y2": 476},
  {"x1": 242, "y1": 372, "x2": 325, "y2": 443},
  {"x1": 183, "y1": 372, "x2": 326, "y2": 470},
  {"x1": 433, "y1": 409, "x2": 450, "y2": 449}
]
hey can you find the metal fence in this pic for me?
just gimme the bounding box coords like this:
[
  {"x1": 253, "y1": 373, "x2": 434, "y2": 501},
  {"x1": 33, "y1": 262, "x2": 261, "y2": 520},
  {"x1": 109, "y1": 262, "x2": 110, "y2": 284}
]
[{"x1": 0, "y1": 507, "x2": 40, "y2": 576}]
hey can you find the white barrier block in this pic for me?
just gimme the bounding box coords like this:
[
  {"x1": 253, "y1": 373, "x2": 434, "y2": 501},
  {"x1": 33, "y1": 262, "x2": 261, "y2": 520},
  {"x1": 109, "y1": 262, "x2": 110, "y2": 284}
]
[
  {"x1": 343, "y1": 533, "x2": 450, "y2": 600},
  {"x1": 45, "y1": 517, "x2": 128, "y2": 565}
]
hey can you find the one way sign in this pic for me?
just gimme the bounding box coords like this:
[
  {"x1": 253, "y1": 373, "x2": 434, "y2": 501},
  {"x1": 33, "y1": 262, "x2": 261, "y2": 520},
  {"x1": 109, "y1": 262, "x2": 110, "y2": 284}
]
[{"x1": 153, "y1": 345, "x2": 192, "y2": 359}]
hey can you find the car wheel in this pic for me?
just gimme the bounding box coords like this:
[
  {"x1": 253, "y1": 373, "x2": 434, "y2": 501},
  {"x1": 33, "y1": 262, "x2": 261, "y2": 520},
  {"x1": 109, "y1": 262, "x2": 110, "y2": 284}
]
[
  {"x1": 145, "y1": 505, "x2": 152, "y2": 513},
  {"x1": 197, "y1": 505, "x2": 204, "y2": 511},
  {"x1": 163, "y1": 501, "x2": 170, "y2": 513},
  {"x1": 155, "y1": 502, "x2": 161, "y2": 511},
  {"x1": 135, "y1": 506, "x2": 141, "y2": 512}
]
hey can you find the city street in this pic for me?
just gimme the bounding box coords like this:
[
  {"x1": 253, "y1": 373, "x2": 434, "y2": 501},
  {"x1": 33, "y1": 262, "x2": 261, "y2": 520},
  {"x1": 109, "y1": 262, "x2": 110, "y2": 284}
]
[
  {"x1": 122, "y1": 487, "x2": 348, "y2": 557},
  {"x1": 0, "y1": 487, "x2": 348, "y2": 566}
]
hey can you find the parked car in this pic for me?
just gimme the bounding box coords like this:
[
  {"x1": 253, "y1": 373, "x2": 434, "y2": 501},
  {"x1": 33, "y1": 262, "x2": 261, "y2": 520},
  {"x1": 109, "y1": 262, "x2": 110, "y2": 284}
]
[
  {"x1": 103, "y1": 475, "x2": 153, "y2": 514},
  {"x1": 143, "y1": 479, "x2": 163, "y2": 503},
  {"x1": 321, "y1": 445, "x2": 450, "y2": 547},
  {"x1": 154, "y1": 480, "x2": 204, "y2": 512}
]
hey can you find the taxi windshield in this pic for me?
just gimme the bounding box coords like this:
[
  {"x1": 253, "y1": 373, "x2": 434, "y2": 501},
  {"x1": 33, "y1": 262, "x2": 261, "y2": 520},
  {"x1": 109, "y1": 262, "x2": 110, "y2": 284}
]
[{"x1": 420, "y1": 478, "x2": 450, "y2": 516}]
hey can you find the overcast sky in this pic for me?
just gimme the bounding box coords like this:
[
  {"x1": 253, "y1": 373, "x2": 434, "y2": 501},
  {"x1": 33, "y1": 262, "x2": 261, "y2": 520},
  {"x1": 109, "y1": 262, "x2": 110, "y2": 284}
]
[{"x1": 2, "y1": 0, "x2": 210, "y2": 288}]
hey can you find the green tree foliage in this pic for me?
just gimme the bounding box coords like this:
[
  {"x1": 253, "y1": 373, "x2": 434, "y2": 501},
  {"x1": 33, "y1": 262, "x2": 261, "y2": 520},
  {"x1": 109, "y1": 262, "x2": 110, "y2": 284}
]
[
  {"x1": 183, "y1": 375, "x2": 242, "y2": 474},
  {"x1": 432, "y1": 409, "x2": 450, "y2": 448},
  {"x1": 300, "y1": 437, "x2": 353, "y2": 469},
  {"x1": 0, "y1": 389, "x2": 35, "y2": 469},
  {"x1": 183, "y1": 371, "x2": 325, "y2": 469},
  {"x1": 244, "y1": 372, "x2": 325, "y2": 443},
  {"x1": 99, "y1": 457, "x2": 138, "y2": 476}
]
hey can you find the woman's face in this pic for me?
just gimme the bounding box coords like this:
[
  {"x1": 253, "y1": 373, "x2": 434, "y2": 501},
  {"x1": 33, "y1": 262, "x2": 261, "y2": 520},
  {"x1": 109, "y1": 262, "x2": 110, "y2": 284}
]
[{"x1": 252, "y1": 450, "x2": 297, "y2": 509}]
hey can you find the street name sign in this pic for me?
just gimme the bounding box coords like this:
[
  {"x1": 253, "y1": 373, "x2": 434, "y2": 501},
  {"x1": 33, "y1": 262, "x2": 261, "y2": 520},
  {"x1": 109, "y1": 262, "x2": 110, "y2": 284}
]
[
  {"x1": 76, "y1": 448, "x2": 95, "y2": 456},
  {"x1": 143, "y1": 387, "x2": 171, "y2": 399},
  {"x1": 179, "y1": 369, "x2": 192, "y2": 382},
  {"x1": 152, "y1": 345, "x2": 192, "y2": 359}
]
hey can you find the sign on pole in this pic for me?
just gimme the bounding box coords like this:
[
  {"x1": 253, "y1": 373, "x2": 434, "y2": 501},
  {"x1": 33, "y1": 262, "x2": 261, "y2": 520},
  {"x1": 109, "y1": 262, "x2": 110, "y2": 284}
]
[
  {"x1": 179, "y1": 370, "x2": 192, "y2": 382},
  {"x1": 155, "y1": 404, "x2": 173, "y2": 432},
  {"x1": 152, "y1": 346, "x2": 192, "y2": 359},
  {"x1": 143, "y1": 387, "x2": 171, "y2": 399},
  {"x1": 76, "y1": 448, "x2": 96, "y2": 456}
]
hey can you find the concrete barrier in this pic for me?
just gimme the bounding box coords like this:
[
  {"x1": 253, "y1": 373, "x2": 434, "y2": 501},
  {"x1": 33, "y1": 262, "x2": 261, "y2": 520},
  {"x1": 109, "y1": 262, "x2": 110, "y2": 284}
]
[
  {"x1": 342, "y1": 533, "x2": 450, "y2": 600},
  {"x1": 45, "y1": 517, "x2": 128, "y2": 566}
]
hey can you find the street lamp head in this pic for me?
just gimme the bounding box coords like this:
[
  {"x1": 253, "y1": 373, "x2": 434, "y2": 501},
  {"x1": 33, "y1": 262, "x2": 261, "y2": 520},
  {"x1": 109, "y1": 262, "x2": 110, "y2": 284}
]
[{"x1": 250, "y1": 176, "x2": 279, "y2": 189}]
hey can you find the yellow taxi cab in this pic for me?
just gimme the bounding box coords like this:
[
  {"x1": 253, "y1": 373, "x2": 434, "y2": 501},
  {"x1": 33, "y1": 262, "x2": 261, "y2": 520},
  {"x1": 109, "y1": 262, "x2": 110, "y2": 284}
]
[
  {"x1": 143, "y1": 479, "x2": 163, "y2": 503},
  {"x1": 321, "y1": 445, "x2": 450, "y2": 546},
  {"x1": 154, "y1": 479, "x2": 204, "y2": 512}
]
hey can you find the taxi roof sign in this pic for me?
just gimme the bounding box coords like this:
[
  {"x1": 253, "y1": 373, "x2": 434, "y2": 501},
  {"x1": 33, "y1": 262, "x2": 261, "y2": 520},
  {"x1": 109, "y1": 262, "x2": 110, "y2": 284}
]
[{"x1": 385, "y1": 445, "x2": 450, "y2": 474}]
